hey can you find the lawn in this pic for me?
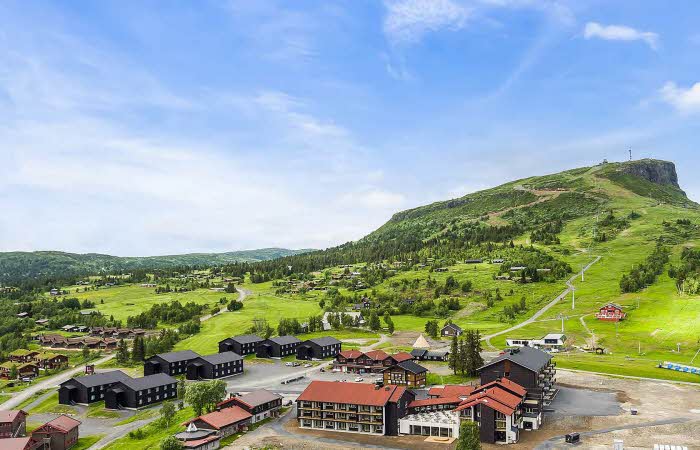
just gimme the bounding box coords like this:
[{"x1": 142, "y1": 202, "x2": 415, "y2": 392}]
[
  {"x1": 74, "y1": 434, "x2": 105, "y2": 450},
  {"x1": 28, "y1": 392, "x2": 77, "y2": 415},
  {"x1": 67, "y1": 284, "x2": 226, "y2": 322},
  {"x1": 426, "y1": 373, "x2": 477, "y2": 386},
  {"x1": 174, "y1": 293, "x2": 321, "y2": 354},
  {"x1": 103, "y1": 407, "x2": 194, "y2": 450},
  {"x1": 114, "y1": 408, "x2": 159, "y2": 426}
]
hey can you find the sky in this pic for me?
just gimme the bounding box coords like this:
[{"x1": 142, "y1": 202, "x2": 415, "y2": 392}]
[{"x1": 1, "y1": 0, "x2": 700, "y2": 256}]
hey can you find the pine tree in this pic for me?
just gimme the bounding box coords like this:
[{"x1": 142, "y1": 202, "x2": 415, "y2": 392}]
[
  {"x1": 458, "y1": 338, "x2": 469, "y2": 375},
  {"x1": 456, "y1": 421, "x2": 481, "y2": 450},
  {"x1": 470, "y1": 329, "x2": 484, "y2": 375},
  {"x1": 448, "y1": 335, "x2": 459, "y2": 375},
  {"x1": 116, "y1": 338, "x2": 129, "y2": 364}
]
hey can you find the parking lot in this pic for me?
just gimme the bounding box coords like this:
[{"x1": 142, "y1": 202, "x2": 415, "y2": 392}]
[{"x1": 547, "y1": 386, "x2": 622, "y2": 417}]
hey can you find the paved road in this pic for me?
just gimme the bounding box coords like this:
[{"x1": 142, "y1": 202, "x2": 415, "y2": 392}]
[
  {"x1": 199, "y1": 287, "x2": 251, "y2": 322},
  {"x1": 482, "y1": 256, "x2": 601, "y2": 345},
  {"x1": 0, "y1": 354, "x2": 115, "y2": 410}
]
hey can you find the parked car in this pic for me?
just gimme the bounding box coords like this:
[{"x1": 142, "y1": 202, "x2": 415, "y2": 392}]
[
  {"x1": 303, "y1": 363, "x2": 311, "y2": 368},
  {"x1": 285, "y1": 362, "x2": 293, "y2": 367},
  {"x1": 292, "y1": 362, "x2": 300, "y2": 367},
  {"x1": 355, "y1": 377, "x2": 364, "y2": 382}
]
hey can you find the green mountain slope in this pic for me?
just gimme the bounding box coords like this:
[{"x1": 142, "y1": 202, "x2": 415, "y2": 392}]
[{"x1": 0, "y1": 248, "x2": 313, "y2": 282}]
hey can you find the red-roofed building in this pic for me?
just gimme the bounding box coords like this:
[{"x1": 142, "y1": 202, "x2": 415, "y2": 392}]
[
  {"x1": 0, "y1": 410, "x2": 28, "y2": 438},
  {"x1": 218, "y1": 389, "x2": 282, "y2": 423},
  {"x1": 31, "y1": 415, "x2": 81, "y2": 450},
  {"x1": 184, "y1": 405, "x2": 252, "y2": 437},
  {"x1": 455, "y1": 380, "x2": 527, "y2": 444},
  {"x1": 427, "y1": 385, "x2": 475, "y2": 399},
  {"x1": 391, "y1": 352, "x2": 414, "y2": 363},
  {"x1": 407, "y1": 396, "x2": 463, "y2": 413},
  {"x1": 595, "y1": 303, "x2": 626, "y2": 322},
  {"x1": 333, "y1": 349, "x2": 397, "y2": 373},
  {"x1": 1, "y1": 437, "x2": 41, "y2": 450},
  {"x1": 296, "y1": 380, "x2": 414, "y2": 435}
]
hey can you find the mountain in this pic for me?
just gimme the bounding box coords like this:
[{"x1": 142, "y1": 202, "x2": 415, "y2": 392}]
[
  {"x1": 362, "y1": 158, "x2": 695, "y2": 245},
  {"x1": 0, "y1": 248, "x2": 314, "y2": 282}
]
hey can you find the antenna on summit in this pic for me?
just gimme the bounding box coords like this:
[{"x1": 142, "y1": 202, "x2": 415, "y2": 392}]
[{"x1": 629, "y1": 147, "x2": 632, "y2": 161}]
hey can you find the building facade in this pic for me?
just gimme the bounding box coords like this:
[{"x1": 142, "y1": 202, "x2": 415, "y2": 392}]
[
  {"x1": 31, "y1": 415, "x2": 81, "y2": 450},
  {"x1": 186, "y1": 353, "x2": 243, "y2": 380},
  {"x1": 217, "y1": 335, "x2": 263, "y2": 356},
  {"x1": 595, "y1": 303, "x2": 626, "y2": 321},
  {"x1": 105, "y1": 373, "x2": 178, "y2": 409},
  {"x1": 59, "y1": 370, "x2": 132, "y2": 405},
  {"x1": 296, "y1": 337, "x2": 342, "y2": 360},
  {"x1": 0, "y1": 410, "x2": 27, "y2": 438},
  {"x1": 256, "y1": 336, "x2": 301, "y2": 358},
  {"x1": 219, "y1": 389, "x2": 283, "y2": 423},
  {"x1": 296, "y1": 381, "x2": 413, "y2": 436},
  {"x1": 382, "y1": 361, "x2": 428, "y2": 388},
  {"x1": 144, "y1": 350, "x2": 200, "y2": 376}
]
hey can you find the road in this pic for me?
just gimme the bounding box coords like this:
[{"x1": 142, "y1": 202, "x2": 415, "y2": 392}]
[
  {"x1": 482, "y1": 256, "x2": 601, "y2": 345},
  {"x1": 199, "y1": 286, "x2": 251, "y2": 322},
  {"x1": 0, "y1": 353, "x2": 115, "y2": 410}
]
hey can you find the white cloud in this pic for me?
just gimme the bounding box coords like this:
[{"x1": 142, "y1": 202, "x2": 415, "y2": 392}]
[
  {"x1": 583, "y1": 22, "x2": 659, "y2": 50},
  {"x1": 383, "y1": 0, "x2": 471, "y2": 45},
  {"x1": 659, "y1": 81, "x2": 700, "y2": 114}
]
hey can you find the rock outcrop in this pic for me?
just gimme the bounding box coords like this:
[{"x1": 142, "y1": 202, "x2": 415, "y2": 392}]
[{"x1": 619, "y1": 159, "x2": 680, "y2": 189}]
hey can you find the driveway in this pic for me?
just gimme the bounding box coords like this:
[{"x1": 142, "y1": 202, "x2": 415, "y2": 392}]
[{"x1": 547, "y1": 386, "x2": 622, "y2": 417}]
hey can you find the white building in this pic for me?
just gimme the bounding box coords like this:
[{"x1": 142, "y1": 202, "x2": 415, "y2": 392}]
[
  {"x1": 399, "y1": 411, "x2": 460, "y2": 438},
  {"x1": 506, "y1": 334, "x2": 566, "y2": 352}
]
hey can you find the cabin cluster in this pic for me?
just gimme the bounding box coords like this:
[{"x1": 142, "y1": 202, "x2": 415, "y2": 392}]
[
  {"x1": 333, "y1": 350, "x2": 429, "y2": 388},
  {"x1": 296, "y1": 346, "x2": 556, "y2": 445},
  {"x1": 36, "y1": 334, "x2": 118, "y2": 351},
  {"x1": 217, "y1": 334, "x2": 342, "y2": 361},
  {"x1": 0, "y1": 350, "x2": 69, "y2": 380},
  {"x1": 174, "y1": 389, "x2": 283, "y2": 449},
  {"x1": 0, "y1": 410, "x2": 81, "y2": 450}
]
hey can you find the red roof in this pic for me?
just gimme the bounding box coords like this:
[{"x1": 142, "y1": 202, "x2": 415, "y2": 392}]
[
  {"x1": 408, "y1": 396, "x2": 463, "y2": 408},
  {"x1": 0, "y1": 410, "x2": 27, "y2": 423},
  {"x1": 37, "y1": 415, "x2": 81, "y2": 433},
  {"x1": 428, "y1": 385, "x2": 475, "y2": 398},
  {"x1": 456, "y1": 396, "x2": 516, "y2": 416},
  {"x1": 364, "y1": 350, "x2": 390, "y2": 362},
  {"x1": 391, "y1": 352, "x2": 413, "y2": 363},
  {"x1": 455, "y1": 382, "x2": 525, "y2": 417},
  {"x1": 182, "y1": 436, "x2": 220, "y2": 448},
  {"x1": 338, "y1": 350, "x2": 363, "y2": 359},
  {"x1": 476, "y1": 378, "x2": 526, "y2": 397},
  {"x1": 1, "y1": 437, "x2": 34, "y2": 450},
  {"x1": 184, "y1": 406, "x2": 251, "y2": 429},
  {"x1": 298, "y1": 381, "x2": 406, "y2": 406}
]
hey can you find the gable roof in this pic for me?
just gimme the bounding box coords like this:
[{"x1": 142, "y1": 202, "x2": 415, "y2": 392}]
[
  {"x1": 601, "y1": 302, "x2": 624, "y2": 310},
  {"x1": 478, "y1": 346, "x2": 552, "y2": 373},
  {"x1": 476, "y1": 378, "x2": 527, "y2": 397},
  {"x1": 36, "y1": 415, "x2": 81, "y2": 433},
  {"x1": 118, "y1": 373, "x2": 177, "y2": 391},
  {"x1": 442, "y1": 323, "x2": 462, "y2": 332},
  {"x1": 306, "y1": 336, "x2": 341, "y2": 347},
  {"x1": 66, "y1": 370, "x2": 131, "y2": 388},
  {"x1": 392, "y1": 352, "x2": 414, "y2": 363},
  {"x1": 185, "y1": 405, "x2": 251, "y2": 429},
  {"x1": 297, "y1": 381, "x2": 406, "y2": 407},
  {"x1": 267, "y1": 335, "x2": 301, "y2": 346},
  {"x1": 152, "y1": 350, "x2": 200, "y2": 363},
  {"x1": 224, "y1": 334, "x2": 263, "y2": 344},
  {"x1": 233, "y1": 389, "x2": 282, "y2": 409},
  {"x1": 408, "y1": 396, "x2": 463, "y2": 408},
  {"x1": 391, "y1": 360, "x2": 428, "y2": 374},
  {"x1": 428, "y1": 385, "x2": 475, "y2": 398},
  {"x1": 338, "y1": 350, "x2": 363, "y2": 359},
  {"x1": 410, "y1": 349, "x2": 427, "y2": 358},
  {"x1": 0, "y1": 410, "x2": 27, "y2": 423},
  {"x1": 2, "y1": 437, "x2": 34, "y2": 450},
  {"x1": 199, "y1": 352, "x2": 243, "y2": 365},
  {"x1": 364, "y1": 350, "x2": 390, "y2": 361}
]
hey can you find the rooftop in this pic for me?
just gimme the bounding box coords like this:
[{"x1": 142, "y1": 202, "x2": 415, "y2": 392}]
[
  {"x1": 267, "y1": 335, "x2": 301, "y2": 346},
  {"x1": 305, "y1": 336, "x2": 341, "y2": 346},
  {"x1": 297, "y1": 381, "x2": 407, "y2": 407},
  {"x1": 66, "y1": 370, "x2": 132, "y2": 388},
  {"x1": 41, "y1": 414, "x2": 81, "y2": 433},
  {"x1": 185, "y1": 405, "x2": 251, "y2": 429},
  {"x1": 199, "y1": 352, "x2": 243, "y2": 365},
  {"x1": 152, "y1": 350, "x2": 200, "y2": 363},
  {"x1": 479, "y1": 346, "x2": 552, "y2": 373},
  {"x1": 0, "y1": 410, "x2": 26, "y2": 423},
  {"x1": 119, "y1": 373, "x2": 177, "y2": 391},
  {"x1": 225, "y1": 334, "x2": 263, "y2": 344},
  {"x1": 234, "y1": 389, "x2": 282, "y2": 408}
]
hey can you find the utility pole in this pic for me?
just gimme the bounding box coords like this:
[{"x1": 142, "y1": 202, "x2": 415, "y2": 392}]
[
  {"x1": 571, "y1": 287, "x2": 575, "y2": 310},
  {"x1": 629, "y1": 147, "x2": 632, "y2": 161}
]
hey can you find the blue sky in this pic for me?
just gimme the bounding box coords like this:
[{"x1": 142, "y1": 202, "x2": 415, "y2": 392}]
[{"x1": 1, "y1": 0, "x2": 699, "y2": 256}]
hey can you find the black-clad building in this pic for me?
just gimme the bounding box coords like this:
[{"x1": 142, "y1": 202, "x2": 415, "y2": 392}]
[
  {"x1": 59, "y1": 370, "x2": 131, "y2": 405},
  {"x1": 296, "y1": 337, "x2": 342, "y2": 360},
  {"x1": 257, "y1": 336, "x2": 301, "y2": 358},
  {"x1": 186, "y1": 352, "x2": 243, "y2": 380},
  {"x1": 105, "y1": 373, "x2": 178, "y2": 409},
  {"x1": 144, "y1": 350, "x2": 200, "y2": 376},
  {"x1": 218, "y1": 334, "x2": 263, "y2": 356}
]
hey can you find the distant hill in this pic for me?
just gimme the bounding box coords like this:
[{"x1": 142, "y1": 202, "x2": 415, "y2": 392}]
[{"x1": 0, "y1": 248, "x2": 313, "y2": 282}]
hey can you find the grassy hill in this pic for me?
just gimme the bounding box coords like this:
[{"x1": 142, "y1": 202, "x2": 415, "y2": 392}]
[{"x1": 0, "y1": 248, "x2": 313, "y2": 282}]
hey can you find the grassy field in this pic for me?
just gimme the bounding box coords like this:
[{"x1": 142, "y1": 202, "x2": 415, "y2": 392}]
[
  {"x1": 28, "y1": 392, "x2": 77, "y2": 415},
  {"x1": 74, "y1": 435, "x2": 105, "y2": 450},
  {"x1": 103, "y1": 407, "x2": 193, "y2": 450},
  {"x1": 174, "y1": 292, "x2": 321, "y2": 354},
  {"x1": 67, "y1": 284, "x2": 226, "y2": 322}
]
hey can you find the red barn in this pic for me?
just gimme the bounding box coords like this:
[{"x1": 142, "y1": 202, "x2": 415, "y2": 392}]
[{"x1": 595, "y1": 303, "x2": 626, "y2": 322}]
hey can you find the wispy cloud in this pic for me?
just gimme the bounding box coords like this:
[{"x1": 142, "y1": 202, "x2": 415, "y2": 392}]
[
  {"x1": 583, "y1": 22, "x2": 659, "y2": 50},
  {"x1": 383, "y1": 0, "x2": 471, "y2": 45},
  {"x1": 659, "y1": 81, "x2": 700, "y2": 114}
]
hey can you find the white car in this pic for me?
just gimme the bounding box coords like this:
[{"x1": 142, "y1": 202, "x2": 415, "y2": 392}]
[
  {"x1": 285, "y1": 362, "x2": 293, "y2": 367},
  {"x1": 303, "y1": 363, "x2": 311, "y2": 368},
  {"x1": 355, "y1": 377, "x2": 364, "y2": 382}
]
